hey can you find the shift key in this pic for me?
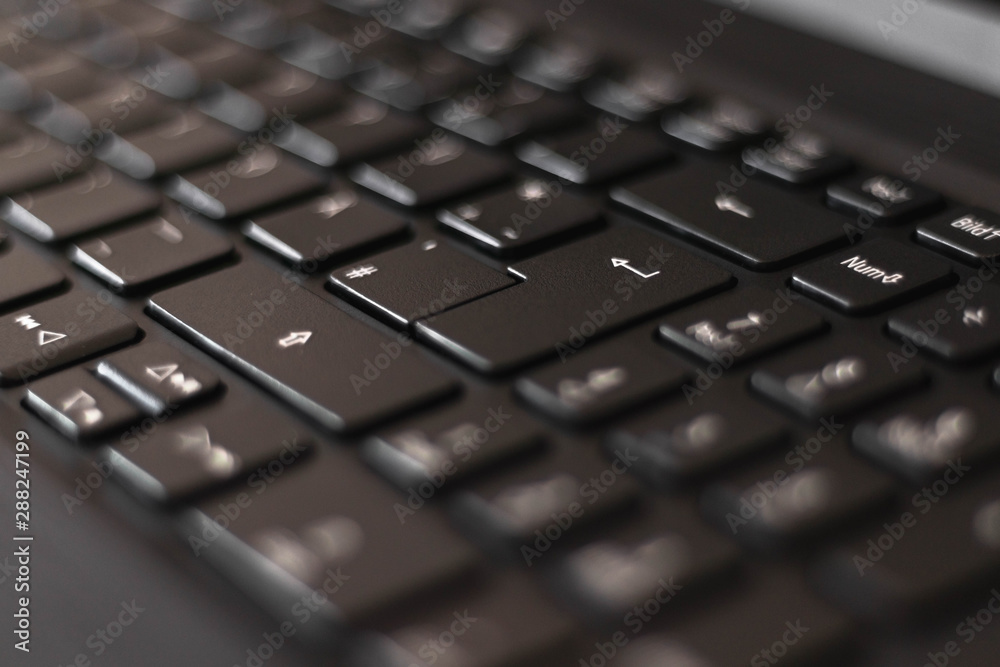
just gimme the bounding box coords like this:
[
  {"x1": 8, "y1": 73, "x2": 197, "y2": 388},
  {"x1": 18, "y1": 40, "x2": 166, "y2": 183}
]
[{"x1": 147, "y1": 262, "x2": 459, "y2": 432}]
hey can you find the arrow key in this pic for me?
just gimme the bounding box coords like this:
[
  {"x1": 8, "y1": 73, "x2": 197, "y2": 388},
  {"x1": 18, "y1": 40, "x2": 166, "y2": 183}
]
[{"x1": 96, "y1": 341, "x2": 220, "y2": 415}]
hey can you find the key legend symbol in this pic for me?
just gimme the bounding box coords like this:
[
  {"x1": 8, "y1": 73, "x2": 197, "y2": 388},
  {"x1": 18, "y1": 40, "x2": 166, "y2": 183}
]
[
  {"x1": 345, "y1": 265, "x2": 378, "y2": 279},
  {"x1": 714, "y1": 193, "x2": 755, "y2": 218},
  {"x1": 15, "y1": 314, "x2": 40, "y2": 330},
  {"x1": 611, "y1": 257, "x2": 660, "y2": 279},
  {"x1": 963, "y1": 307, "x2": 988, "y2": 327},
  {"x1": 61, "y1": 389, "x2": 104, "y2": 425},
  {"x1": 278, "y1": 331, "x2": 312, "y2": 348}
]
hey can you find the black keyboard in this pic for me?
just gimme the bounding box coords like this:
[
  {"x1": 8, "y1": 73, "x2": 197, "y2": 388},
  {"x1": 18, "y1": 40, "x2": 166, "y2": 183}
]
[{"x1": 2, "y1": 1, "x2": 1000, "y2": 665}]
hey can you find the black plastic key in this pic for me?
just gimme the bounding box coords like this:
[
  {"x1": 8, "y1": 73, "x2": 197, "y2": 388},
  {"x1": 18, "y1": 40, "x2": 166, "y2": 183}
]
[
  {"x1": 96, "y1": 341, "x2": 220, "y2": 415},
  {"x1": 515, "y1": 337, "x2": 688, "y2": 425},
  {"x1": 854, "y1": 394, "x2": 1000, "y2": 483},
  {"x1": 515, "y1": 116, "x2": 672, "y2": 185},
  {"x1": 350, "y1": 133, "x2": 509, "y2": 207},
  {"x1": 0, "y1": 289, "x2": 139, "y2": 386},
  {"x1": 2, "y1": 167, "x2": 161, "y2": 242},
  {"x1": 148, "y1": 261, "x2": 459, "y2": 432},
  {"x1": 24, "y1": 367, "x2": 142, "y2": 440},
  {"x1": 610, "y1": 159, "x2": 849, "y2": 269},
  {"x1": 71, "y1": 208, "x2": 234, "y2": 293},
  {"x1": 429, "y1": 77, "x2": 584, "y2": 146},
  {"x1": 827, "y1": 172, "x2": 943, "y2": 223},
  {"x1": 916, "y1": 207, "x2": 1000, "y2": 266},
  {"x1": 791, "y1": 239, "x2": 953, "y2": 314},
  {"x1": 244, "y1": 190, "x2": 408, "y2": 268},
  {"x1": 607, "y1": 392, "x2": 789, "y2": 488},
  {"x1": 887, "y1": 284, "x2": 1000, "y2": 361},
  {"x1": 0, "y1": 243, "x2": 64, "y2": 310},
  {"x1": 750, "y1": 337, "x2": 926, "y2": 419},
  {"x1": 289, "y1": 97, "x2": 430, "y2": 167},
  {"x1": 348, "y1": 45, "x2": 481, "y2": 111},
  {"x1": 742, "y1": 133, "x2": 851, "y2": 186},
  {"x1": 659, "y1": 287, "x2": 827, "y2": 365},
  {"x1": 108, "y1": 112, "x2": 243, "y2": 179},
  {"x1": 437, "y1": 179, "x2": 601, "y2": 256},
  {"x1": 416, "y1": 226, "x2": 732, "y2": 373},
  {"x1": 816, "y1": 479, "x2": 1000, "y2": 620},
  {"x1": 662, "y1": 98, "x2": 769, "y2": 151},
  {"x1": 330, "y1": 238, "x2": 515, "y2": 327},
  {"x1": 182, "y1": 447, "x2": 478, "y2": 626},
  {"x1": 450, "y1": 446, "x2": 641, "y2": 561},
  {"x1": 167, "y1": 147, "x2": 329, "y2": 219},
  {"x1": 548, "y1": 500, "x2": 738, "y2": 621},
  {"x1": 352, "y1": 572, "x2": 578, "y2": 667},
  {"x1": 619, "y1": 570, "x2": 852, "y2": 667},
  {"x1": 0, "y1": 133, "x2": 90, "y2": 195},
  {"x1": 582, "y1": 63, "x2": 689, "y2": 122},
  {"x1": 702, "y1": 445, "x2": 895, "y2": 551},
  {"x1": 104, "y1": 400, "x2": 312, "y2": 504},
  {"x1": 362, "y1": 397, "x2": 546, "y2": 493}
]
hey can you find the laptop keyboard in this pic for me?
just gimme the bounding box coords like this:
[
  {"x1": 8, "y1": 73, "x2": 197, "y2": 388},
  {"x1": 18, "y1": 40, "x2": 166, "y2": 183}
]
[{"x1": 2, "y1": 1, "x2": 1000, "y2": 665}]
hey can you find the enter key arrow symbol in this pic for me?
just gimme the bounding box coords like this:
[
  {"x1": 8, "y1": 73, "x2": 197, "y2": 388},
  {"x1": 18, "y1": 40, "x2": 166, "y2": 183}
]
[{"x1": 611, "y1": 257, "x2": 660, "y2": 279}]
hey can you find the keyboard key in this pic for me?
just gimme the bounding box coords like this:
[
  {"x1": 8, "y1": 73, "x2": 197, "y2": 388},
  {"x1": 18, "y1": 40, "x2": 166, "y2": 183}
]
[
  {"x1": 582, "y1": 62, "x2": 689, "y2": 121},
  {"x1": 443, "y1": 8, "x2": 525, "y2": 66},
  {"x1": 24, "y1": 367, "x2": 141, "y2": 440},
  {"x1": 741, "y1": 133, "x2": 851, "y2": 186},
  {"x1": 816, "y1": 480, "x2": 1000, "y2": 620},
  {"x1": 450, "y1": 446, "x2": 641, "y2": 560},
  {"x1": 167, "y1": 147, "x2": 329, "y2": 219},
  {"x1": 0, "y1": 289, "x2": 139, "y2": 386},
  {"x1": 354, "y1": 572, "x2": 577, "y2": 667},
  {"x1": 148, "y1": 261, "x2": 459, "y2": 432},
  {"x1": 286, "y1": 97, "x2": 430, "y2": 167},
  {"x1": 348, "y1": 45, "x2": 481, "y2": 111},
  {"x1": 2, "y1": 167, "x2": 161, "y2": 242},
  {"x1": 854, "y1": 395, "x2": 1000, "y2": 483},
  {"x1": 243, "y1": 190, "x2": 408, "y2": 268},
  {"x1": 350, "y1": 133, "x2": 509, "y2": 207},
  {"x1": 750, "y1": 338, "x2": 927, "y2": 419},
  {"x1": 0, "y1": 243, "x2": 64, "y2": 310},
  {"x1": 416, "y1": 226, "x2": 732, "y2": 373},
  {"x1": 607, "y1": 393, "x2": 789, "y2": 488},
  {"x1": 183, "y1": 447, "x2": 478, "y2": 625},
  {"x1": 429, "y1": 77, "x2": 584, "y2": 146},
  {"x1": 702, "y1": 446, "x2": 894, "y2": 551},
  {"x1": 549, "y1": 502, "x2": 738, "y2": 620},
  {"x1": 95, "y1": 341, "x2": 221, "y2": 415},
  {"x1": 437, "y1": 179, "x2": 601, "y2": 256},
  {"x1": 916, "y1": 207, "x2": 1000, "y2": 266},
  {"x1": 791, "y1": 239, "x2": 953, "y2": 314},
  {"x1": 887, "y1": 285, "x2": 1000, "y2": 361},
  {"x1": 515, "y1": 116, "x2": 672, "y2": 185},
  {"x1": 826, "y1": 172, "x2": 943, "y2": 223},
  {"x1": 662, "y1": 98, "x2": 769, "y2": 151},
  {"x1": 610, "y1": 159, "x2": 849, "y2": 269},
  {"x1": 515, "y1": 337, "x2": 688, "y2": 424},
  {"x1": 659, "y1": 287, "x2": 827, "y2": 365},
  {"x1": 329, "y1": 238, "x2": 516, "y2": 327},
  {"x1": 107, "y1": 111, "x2": 243, "y2": 179},
  {"x1": 0, "y1": 133, "x2": 91, "y2": 195},
  {"x1": 620, "y1": 570, "x2": 852, "y2": 666},
  {"x1": 510, "y1": 36, "x2": 599, "y2": 92},
  {"x1": 217, "y1": 66, "x2": 344, "y2": 126},
  {"x1": 70, "y1": 81, "x2": 175, "y2": 137},
  {"x1": 362, "y1": 398, "x2": 545, "y2": 493},
  {"x1": 104, "y1": 400, "x2": 312, "y2": 504},
  {"x1": 71, "y1": 208, "x2": 234, "y2": 293}
]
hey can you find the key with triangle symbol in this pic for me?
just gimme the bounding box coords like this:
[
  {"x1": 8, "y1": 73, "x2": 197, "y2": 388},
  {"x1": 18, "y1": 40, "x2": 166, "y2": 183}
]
[
  {"x1": 96, "y1": 342, "x2": 220, "y2": 415},
  {"x1": 0, "y1": 290, "x2": 139, "y2": 386},
  {"x1": 23, "y1": 368, "x2": 142, "y2": 440}
]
